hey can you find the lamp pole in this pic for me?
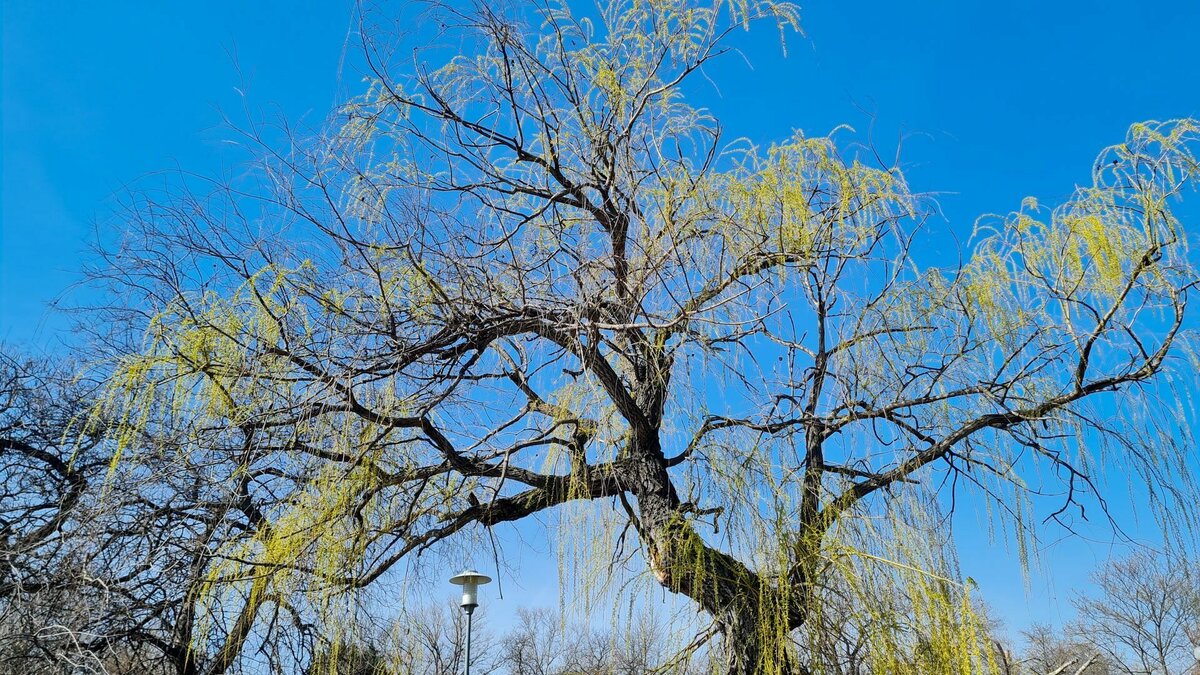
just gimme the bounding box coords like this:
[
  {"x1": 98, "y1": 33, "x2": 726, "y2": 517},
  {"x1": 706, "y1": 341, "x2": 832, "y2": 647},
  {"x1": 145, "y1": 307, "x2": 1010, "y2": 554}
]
[{"x1": 449, "y1": 570, "x2": 492, "y2": 675}]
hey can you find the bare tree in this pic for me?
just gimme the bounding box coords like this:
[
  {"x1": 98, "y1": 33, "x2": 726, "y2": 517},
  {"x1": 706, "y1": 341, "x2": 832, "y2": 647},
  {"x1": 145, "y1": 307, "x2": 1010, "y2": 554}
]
[
  {"x1": 1020, "y1": 624, "x2": 1111, "y2": 675},
  {"x1": 501, "y1": 608, "x2": 578, "y2": 675},
  {"x1": 0, "y1": 349, "x2": 320, "y2": 675},
  {"x1": 87, "y1": 0, "x2": 1200, "y2": 672},
  {"x1": 390, "y1": 603, "x2": 500, "y2": 675},
  {"x1": 0, "y1": 350, "x2": 109, "y2": 673},
  {"x1": 499, "y1": 604, "x2": 708, "y2": 675},
  {"x1": 0, "y1": 351, "x2": 191, "y2": 674},
  {"x1": 306, "y1": 603, "x2": 499, "y2": 675},
  {"x1": 1069, "y1": 552, "x2": 1199, "y2": 675}
]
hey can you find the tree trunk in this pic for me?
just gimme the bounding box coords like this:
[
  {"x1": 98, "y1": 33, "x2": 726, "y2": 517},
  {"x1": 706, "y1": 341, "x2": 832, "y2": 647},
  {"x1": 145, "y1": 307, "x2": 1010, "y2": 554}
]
[
  {"x1": 626, "y1": 445, "x2": 802, "y2": 675},
  {"x1": 712, "y1": 601, "x2": 801, "y2": 675}
]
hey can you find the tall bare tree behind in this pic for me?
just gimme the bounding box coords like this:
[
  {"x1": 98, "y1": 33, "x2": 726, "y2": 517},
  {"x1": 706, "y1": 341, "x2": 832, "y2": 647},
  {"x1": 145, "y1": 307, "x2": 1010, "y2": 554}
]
[
  {"x1": 1070, "y1": 552, "x2": 1200, "y2": 675},
  {"x1": 0, "y1": 349, "x2": 320, "y2": 675},
  {"x1": 89, "y1": 1, "x2": 1200, "y2": 672},
  {"x1": 1019, "y1": 624, "x2": 1111, "y2": 675},
  {"x1": 0, "y1": 351, "x2": 101, "y2": 672}
]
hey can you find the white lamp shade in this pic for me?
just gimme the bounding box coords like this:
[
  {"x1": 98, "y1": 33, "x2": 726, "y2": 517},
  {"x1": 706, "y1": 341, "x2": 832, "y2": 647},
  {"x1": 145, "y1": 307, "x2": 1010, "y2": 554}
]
[{"x1": 449, "y1": 570, "x2": 492, "y2": 608}]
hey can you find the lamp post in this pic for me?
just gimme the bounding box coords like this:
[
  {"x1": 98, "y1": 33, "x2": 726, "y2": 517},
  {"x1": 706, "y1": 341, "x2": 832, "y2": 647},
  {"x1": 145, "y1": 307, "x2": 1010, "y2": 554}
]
[{"x1": 449, "y1": 570, "x2": 491, "y2": 675}]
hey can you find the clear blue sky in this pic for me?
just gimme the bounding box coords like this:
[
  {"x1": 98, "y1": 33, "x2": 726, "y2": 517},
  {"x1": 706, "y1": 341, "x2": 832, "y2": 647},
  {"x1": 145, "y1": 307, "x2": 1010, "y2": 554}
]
[{"x1": 4, "y1": 0, "x2": 1200, "y2": 644}]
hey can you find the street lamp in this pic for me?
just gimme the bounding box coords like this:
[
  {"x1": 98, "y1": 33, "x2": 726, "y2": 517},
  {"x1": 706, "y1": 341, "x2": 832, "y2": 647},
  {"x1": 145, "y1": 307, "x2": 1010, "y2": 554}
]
[{"x1": 449, "y1": 570, "x2": 491, "y2": 675}]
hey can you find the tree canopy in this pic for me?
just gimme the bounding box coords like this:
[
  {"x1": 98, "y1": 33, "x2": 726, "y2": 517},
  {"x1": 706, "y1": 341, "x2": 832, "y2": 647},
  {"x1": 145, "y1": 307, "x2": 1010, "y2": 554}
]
[{"x1": 67, "y1": 1, "x2": 1200, "y2": 673}]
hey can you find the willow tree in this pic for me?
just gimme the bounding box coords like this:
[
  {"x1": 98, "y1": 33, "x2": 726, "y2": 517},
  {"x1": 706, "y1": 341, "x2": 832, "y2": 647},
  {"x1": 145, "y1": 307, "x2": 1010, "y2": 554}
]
[{"x1": 93, "y1": 1, "x2": 1200, "y2": 673}]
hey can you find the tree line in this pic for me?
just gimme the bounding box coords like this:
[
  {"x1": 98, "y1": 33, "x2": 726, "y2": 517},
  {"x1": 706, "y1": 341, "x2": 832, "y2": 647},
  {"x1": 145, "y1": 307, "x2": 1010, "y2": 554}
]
[{"x1": 3, "y1": 351, "x2": 1198, "y2": 673}]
